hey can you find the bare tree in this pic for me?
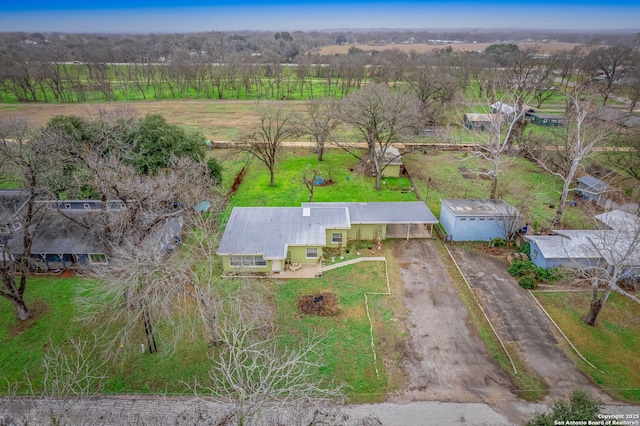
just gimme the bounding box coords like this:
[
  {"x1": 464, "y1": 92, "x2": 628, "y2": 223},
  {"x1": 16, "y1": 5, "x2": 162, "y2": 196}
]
[
  {"x1": 75, "y1": 158, "x2": 224, "y2": 353},
  {"x1": 342, "y1": 83, "x2": 420, "y2": 190},
  {"x1": 462, "y1": 90, "x2": 528, "y2": 199},
  {"x1": 526, "y1": 89, "x2": 612, "y2": 228},
  {"x1": 572, "y1": 214, "x2": 640, "y2": 326},
  {"x1": 583, "y1": 45, "x2": 635, "y2": 105},
  {"x1": 0, "y1": 118, "x2": 54, "y2": 320},
  {"x1": 241, "y1": 103, "x2": 299, "y2": 187},
  {"x1": 301, "y1": 166, "x2": 320, "y2": 202},
  {"x1": 300, "y1": 97, "x2": 340, "y2": 161},
  {"x1": 190, "y1": 293, "x2": 343, "y2": 426}
]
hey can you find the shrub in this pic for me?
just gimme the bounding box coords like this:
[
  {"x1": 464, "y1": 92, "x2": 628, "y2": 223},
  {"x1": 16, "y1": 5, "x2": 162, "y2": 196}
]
[
  {"x1": 491, "y1": 237, "x2": 509, "y2": 248},
  {"x1": 519, "y1": 241, "x2": 531, "y2": 256},
  {"x1": 508, "y1": 259, "x2": 537, "y2": 277},
  {"x1": 524, "y1": 389, "x2": 602, "y2": 426},
  {"x1": 519, "y1": 276, "x2": 536, "y2": 289}
]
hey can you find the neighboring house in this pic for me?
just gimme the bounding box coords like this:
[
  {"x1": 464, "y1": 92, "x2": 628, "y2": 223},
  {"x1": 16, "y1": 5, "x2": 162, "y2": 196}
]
[
  {"x1": 217, "y1": 202, "x2": 438, "y2": 274},
  {"x1": 463, "y1": 113, "x2": 500, "y2": 131},
  {"x1": 530, "y1": 113, "x2": 564, "y2": 127},
  {"x1": 0, "y1": 191, "x2": 183, "y2": 271},
  {"x1": 594, "y1": 106, "x2": 640, "y2": 131},
  {"x1": 440, "y1": 199, "x2": 522, "y2": 242},
  {"x1": 576, "y1": 175, "x2": 614, "y2": 205},
  {"x1": 374, "y1": 146, "x2": 403, "y2": 178},
  {"x1": 526, "y1": 210, "x2": 640, "y2": 278}
]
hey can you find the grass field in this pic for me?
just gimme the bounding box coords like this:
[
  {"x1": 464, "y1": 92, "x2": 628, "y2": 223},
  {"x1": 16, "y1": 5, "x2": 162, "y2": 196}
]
[
  {"x1": 533, "y1": 291, "x2": 640, "y2": 403},
  {"x1": 404, "y1": 150, "x2": 594, "y2": 229},
  {"x1": 227, "y1": 149, "x2": 417, "y2": 210}
]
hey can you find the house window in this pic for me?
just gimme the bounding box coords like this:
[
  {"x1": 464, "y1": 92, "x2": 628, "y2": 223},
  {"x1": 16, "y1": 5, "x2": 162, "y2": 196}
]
[
  {"x1": 306, "y1": 248, "x2": 318, "y2": 259},
  {"x1": 230, "y1": 255, "x2": 266, "y2": 268},
  {"x1": 89, "y1": 253, "x2": 108, "y2": 264},
  {"x1": 331, "y1": 233, "x2": 343, "y2": 244},
  {"x1": 488, "y1": 218, "x2": 495, "y2": 222},
  {"x1": 479, "y1": 217, "x2": 486, "y2": 221},
  {"x1": 531, "y1": 249, "x2": 538, "y2": 259},
  {"x1": 469, "y1": 217, "x2": 476, "y2": 221},
  {"x1": 460, "y1": 217, "x2": 467, "y2": 221}
]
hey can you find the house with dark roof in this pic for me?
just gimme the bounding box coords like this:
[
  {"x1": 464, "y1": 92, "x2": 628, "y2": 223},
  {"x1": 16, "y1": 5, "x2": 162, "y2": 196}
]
[
  {"x1": 439, "y1": 199, "x2": 522, "y2": 242},
  {"x1": 217, "y1": 202, "x2": 438, "y2": 275},
  {"x1": 0, "y1": 191, "x2": 183, "y2": 271}
]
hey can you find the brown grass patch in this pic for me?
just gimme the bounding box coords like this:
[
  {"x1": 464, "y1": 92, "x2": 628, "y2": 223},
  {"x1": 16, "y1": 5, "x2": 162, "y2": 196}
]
[{"x1": 297, "y1": 292, "x2": 340, "y2": 316}]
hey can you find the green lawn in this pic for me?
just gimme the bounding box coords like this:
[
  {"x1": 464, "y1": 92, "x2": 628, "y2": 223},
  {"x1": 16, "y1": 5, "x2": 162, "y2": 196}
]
[
  {"x1": 228, "y1": 149, "x2": 418, "y2": 209},
  {"x1": 534, "y1": 291, "x2": 640, "y2": 403},
  {"x1": 275, "y1": 261, "x2": 400, "y2": 402},
  {"x1": 404, "y1": 151, "x2": 593, "y2": 230}
]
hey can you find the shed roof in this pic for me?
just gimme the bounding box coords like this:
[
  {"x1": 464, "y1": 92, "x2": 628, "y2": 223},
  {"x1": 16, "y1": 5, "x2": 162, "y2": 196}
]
[
  {"x1": 375, "y1": 146, "x2": 403, "y2": 165},
  {"x1": 301, "y1": 202, "x2": 438, "y2": 224},
  {"x1": 577, "y1": 175, "x2": 613, "y2": 193},
  {"x1": 526, "y1": 231, "x2": 601, "y2": 260},
  {"x1": 464, "y1": 113, "x2": 499, "y2": 122},
  {"x1": 595, "y1": 210, "x2": 640, "y2": 231},
  {"x1": 217, "y1": 207, "x2": 350, "y2": 259},
  {"x1": 441, "y1": 199, "x2": 519, "y2": 217}
]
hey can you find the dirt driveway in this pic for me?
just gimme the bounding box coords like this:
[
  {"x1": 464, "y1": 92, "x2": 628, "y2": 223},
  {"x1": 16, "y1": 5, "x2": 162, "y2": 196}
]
[
  {"x1": 447, "y1": 246, "x2": 608, "y2": 400},
  {"x1": 390, "y1": 240, "x2": 516, "y2": 404}
]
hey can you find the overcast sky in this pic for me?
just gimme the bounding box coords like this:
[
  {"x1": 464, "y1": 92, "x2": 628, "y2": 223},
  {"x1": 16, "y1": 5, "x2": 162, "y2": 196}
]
[{"x1": 1, "y1": 0, "x2": 639, "y2": 33}]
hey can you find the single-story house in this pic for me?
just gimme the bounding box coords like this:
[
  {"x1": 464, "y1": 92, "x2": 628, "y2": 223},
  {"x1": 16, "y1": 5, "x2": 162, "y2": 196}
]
[
  {"x1": 1, "y1": 192, "x2": 183, "y2": 271},
  {"x1": 525, "y1": 210, "x2": 640, "y2": 278},
  {"x1": 375, "y1": 146, "x2": 403, "y2": 178},
  {"x1": 440, "y1": 199, "x2": 522, "y2": 242},
  {"x1": 463, "y1": 113, "x2": 500, "y2": 131},
  {"x1": 530, "y1": 113, "x2": 564, "y2": 127},
  {"x1": 217, "y1": 202, "x2": 438, "y2": 274},
  {"x1": 595, "y1": 106, "x2": 640, "y2": 131},
  {"x1": 576, "y1": 175, "x2": 614, "y2": 205}
]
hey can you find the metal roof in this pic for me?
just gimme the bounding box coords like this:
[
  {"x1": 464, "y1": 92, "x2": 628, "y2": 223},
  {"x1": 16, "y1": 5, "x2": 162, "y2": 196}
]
[
  {"x1": 441, "y1": 199, "x2": 519, "y2": 217},
  {"x1": 301, "y1": 202, "x2": 438, "y2": 224},
  {"x1": 526, "y1": 231, "x2": 601, "y2": 260},
  {"x1": 464, "y1": 113, "x2": 500, "y2": 122},
  {"x1": 595, "y1": 210, "x2": 640, "y2": 231},
  {"x1": 577, "y1": 175, "x2": 613, "y2": 193},
  {"x1": 217, "y1": 207, "x2": 350, "y2": 259},
  {"x1": 374, "y1": 146, "x2": 403, "y2": 165}
]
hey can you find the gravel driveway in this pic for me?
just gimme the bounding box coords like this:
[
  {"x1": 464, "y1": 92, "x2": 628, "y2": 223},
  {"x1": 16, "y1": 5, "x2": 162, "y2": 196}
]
[
  {"x1": 390, "y1": 240, "x2": 516, "y2": 404},
  {"x1": 447, "y1": 246, "x2": 608, "y2": 400}
]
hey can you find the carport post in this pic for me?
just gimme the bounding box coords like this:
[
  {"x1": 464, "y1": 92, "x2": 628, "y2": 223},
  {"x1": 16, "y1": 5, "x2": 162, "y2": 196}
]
[{"x1": 406, "y1": 223, "x2": 410, "y2": 241}]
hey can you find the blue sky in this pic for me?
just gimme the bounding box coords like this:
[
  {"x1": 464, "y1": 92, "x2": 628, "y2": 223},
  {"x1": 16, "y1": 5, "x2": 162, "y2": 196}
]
[{"x1": 1, "y1": 0, "x2": 639, "y2": 33}]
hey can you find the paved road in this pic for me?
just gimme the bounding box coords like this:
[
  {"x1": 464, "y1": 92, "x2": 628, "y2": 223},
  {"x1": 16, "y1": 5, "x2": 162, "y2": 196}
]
[
  {"x1": 3, "y1": 396, "x2": 638, "y2": 426},
  {"x1": 447, "y1": 246, "x2": 606, "y2": 400}
]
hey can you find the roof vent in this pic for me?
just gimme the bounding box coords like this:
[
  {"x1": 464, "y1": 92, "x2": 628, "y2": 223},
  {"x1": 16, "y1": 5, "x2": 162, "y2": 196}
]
[{"x1": 302, "y1": 207, "x2": 311, "y2": 217}]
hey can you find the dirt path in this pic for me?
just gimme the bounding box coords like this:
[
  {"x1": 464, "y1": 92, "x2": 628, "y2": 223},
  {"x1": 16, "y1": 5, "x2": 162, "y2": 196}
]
[
  {"x1": 390, "y1": 240, "x2": 516, "y2": 404},
  {"x1": 447, "y1": 246, "x2": 611, "y2": 401}
]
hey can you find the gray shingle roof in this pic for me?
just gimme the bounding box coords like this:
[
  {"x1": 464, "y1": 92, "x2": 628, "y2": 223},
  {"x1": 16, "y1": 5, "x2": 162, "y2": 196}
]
[
  {"x1": 217, "y1": 207, "x2": 350, "y2": 259},
  {"x1": 301, "y1": 202, "x2": 438, "y2": 224}
]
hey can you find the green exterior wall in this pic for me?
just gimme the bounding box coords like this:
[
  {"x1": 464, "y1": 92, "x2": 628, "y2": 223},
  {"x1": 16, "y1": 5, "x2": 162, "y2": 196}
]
[
  {"x1": 222, "y1": 255, "x2": 272, "y2": 273},
  {"x1": 325, "y1": 229, "x2": 348, "y2": 248},
  {"x1": 382, "y1": 165, "x2": 401, "y2": 178},
  {"x1": 347, "y1": 224, "x2": 386, "y2": 240},
  {"x1": 288, "y1": 246, "x2": 323, "y2": 264}
]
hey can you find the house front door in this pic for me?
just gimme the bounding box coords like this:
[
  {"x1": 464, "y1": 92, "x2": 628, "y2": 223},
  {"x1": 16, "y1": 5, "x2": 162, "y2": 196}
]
[{"x1": 272, "y1": 260, "x2": 281, "y2": 273}]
